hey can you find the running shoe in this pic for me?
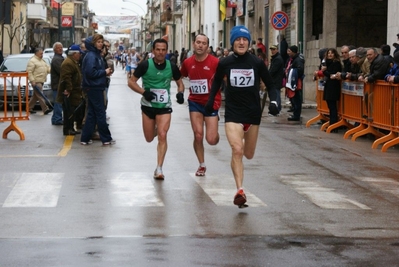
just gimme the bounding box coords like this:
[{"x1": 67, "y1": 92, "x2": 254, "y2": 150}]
[
  {"x1": 233, "y1": 189, "x2": 247, "y2": 206},
  {"x1": 153, "y1": 169, "x2": 165, "y2": 180},
  {"x1": 195, "y1": 166, "x2": 206, "y2": 176}
]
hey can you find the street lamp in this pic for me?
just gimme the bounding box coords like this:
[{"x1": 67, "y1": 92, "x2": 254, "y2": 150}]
[
  {"x1": 122, "y1": 0, "x2": 146, "y2": 14},
  {"x1": 120, "y1": 8, "x2": 141, "y2": 16}
]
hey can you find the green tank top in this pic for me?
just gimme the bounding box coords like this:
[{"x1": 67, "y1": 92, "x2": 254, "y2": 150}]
[{"x1": 141, "y1": 59, "x2": 173, "y2": 108}]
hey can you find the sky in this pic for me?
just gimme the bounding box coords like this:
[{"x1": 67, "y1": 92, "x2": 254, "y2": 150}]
[{"x1": 88, "y1": 0, "x2": 147, "y2": 17}]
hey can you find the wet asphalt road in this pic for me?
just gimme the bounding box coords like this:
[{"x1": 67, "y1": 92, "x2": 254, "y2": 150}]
[{"x1": 0, "y1": 66, "x2": 399, "y2": 266}]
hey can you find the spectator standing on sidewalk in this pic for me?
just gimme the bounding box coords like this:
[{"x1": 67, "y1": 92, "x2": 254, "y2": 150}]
[
  {"x1": 321, "y1": 48, "x2": 342, "y2": 127},
  {"x1": 80, "y1": 34, "x2": 115, "y2": 146},
  {"x1": 50, "y1": 42, "x2": 64, "y2": 125},
  {"x1": 205, "y1": 26, "x2": 279, "y2": 208},
  {"x1": 180, "y1": 33, "x2": 221, "y2": 177},
  {"x1": 27, "y1": 48, "x2": 52, "y2": 115},
  {"x1": 268, "y1": 45, "x2": 285, "y2": 112},
  {"x1": 284, "y1": 45, "x2": 305, "y2": 121},
  {"x1": 57, "y1": 44, "x2": 83, "y2": 136},
  {"x1": 256, "y1": 38, "x2": 266, "y2": 54},
  {"x1": 128, "y1": 38, "x2": 185, "y2": 180}
]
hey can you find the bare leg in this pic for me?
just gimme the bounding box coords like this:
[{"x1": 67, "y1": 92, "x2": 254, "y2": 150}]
[
  {"x1": 225, "y1": 122, "x2": 245, "y2": 189},
  {"x1": 155, "y1": 113, "x2": 171, "y2": 168}
]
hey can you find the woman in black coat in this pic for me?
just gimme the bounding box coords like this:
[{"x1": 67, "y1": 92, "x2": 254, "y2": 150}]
[{"x1": 322, "y1": 48, "x2": 342, "y2": 126}]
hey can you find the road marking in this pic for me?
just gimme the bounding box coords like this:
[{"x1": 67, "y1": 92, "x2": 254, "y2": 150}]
[
  {"x1": 355, "y1": 177, "x2": 399, "y2": 198},
  {"x1": 190, "y1": 173, "x2": 267, "y2": 207},
  {"x1": 3, "y1": 173, "x2": 63, "y2": 207},
  {"x1": 109, "y1": 172, "x2": 164, "y2": 207},
  {"x1": 280, "y1": 175, "x2": 371, "y2": 210},
  {"x1": 57, "y1": 135, "x2": 74, "y2": 157}
]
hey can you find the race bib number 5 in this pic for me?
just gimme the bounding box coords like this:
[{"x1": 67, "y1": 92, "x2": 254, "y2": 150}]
[
  {"x1": 190, "y1": 79, "x2": 208, "y2": 94},
  {"x1": 230, "y1": 69, "x2": 255, "y2": 87},
  {"x1": 150, "y1": 88, "x2": 169, "y2": 103}
]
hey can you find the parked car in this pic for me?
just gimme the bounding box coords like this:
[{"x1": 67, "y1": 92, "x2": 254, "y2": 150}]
[{"x1": 0, "y1": 53, "x2": 52, "y2": 107}]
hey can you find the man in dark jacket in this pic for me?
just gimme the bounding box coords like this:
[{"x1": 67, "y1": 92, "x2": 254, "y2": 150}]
[
  {"x1": 57, "y1": 44, "x2": 83, "y2": 136},
  {"x1": 50, "y1": 42, "x2": 64, "y2": 125},
  {"x1": 269, "y1": 45, "x2": 284, "y2": 112},
  {"x1": 363, "y1": 48, "x2": 390, "y2": 83},
  {"x1": 80, "y1": 34, "x2": 115, "y2": 145},
  {"x1": 285, "y1": 45, "x2": 305, "y2": 121}
]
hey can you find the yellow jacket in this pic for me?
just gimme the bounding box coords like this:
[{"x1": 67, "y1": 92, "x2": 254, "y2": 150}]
[{"x1": 26, "y1": 55, "x2": 51, "y2": 83}]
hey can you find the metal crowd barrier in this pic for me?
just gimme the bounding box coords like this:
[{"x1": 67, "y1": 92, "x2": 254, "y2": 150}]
[
  {"x1": 0, "y1": 72, "x2": 30, "y2": 140},
  {"x1": 306, "y1": 79, "x2": 399, "y2": 152},
  {"x1": 305, "y1": 80, "x2": 330, "y2": 129}
]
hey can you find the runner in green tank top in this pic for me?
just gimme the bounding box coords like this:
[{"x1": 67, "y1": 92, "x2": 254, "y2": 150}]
[{"x1": 128, "y1": 38, "x2": 185, "y2": 180}]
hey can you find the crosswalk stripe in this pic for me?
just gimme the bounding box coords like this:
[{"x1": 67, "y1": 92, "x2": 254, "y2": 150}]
[
  {"x1": 2, "y1": 173, "x2": 63, "y2": 208},
  {"x1": 190, "y1": 173, "x2": 267, "y2": 207},
  {"x1": 355, "y1": 177, "x2": 399, "y2": 198},
  {"x1": 109, "y1": 172, "x2": 164, "y2": 207},
  {"x1": 280, "y1": 175, "x2": 371, "y2": 210}
]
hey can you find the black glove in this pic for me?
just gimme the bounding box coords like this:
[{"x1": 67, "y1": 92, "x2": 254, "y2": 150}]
[
  {"x1": 204, "y1": 101, "x2": 214, "y2": 114},
  {"x1": 176, "y1": 92, "x2": 184, "y2": 104},
  {"x1": 142, "y1": 90, "x2": 156, "y2": 101}
]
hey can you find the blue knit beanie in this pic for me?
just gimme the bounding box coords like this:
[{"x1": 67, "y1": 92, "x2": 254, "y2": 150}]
[{"x1": 230, "y1": 25, "x2": 251, "y2": 46}]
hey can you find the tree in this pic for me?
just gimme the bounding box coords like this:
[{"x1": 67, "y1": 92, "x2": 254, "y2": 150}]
[
  {"x1": 5, "y1": 16, "x2": 26, "y2": 54},
  {"x1": 14, "y1": 24, "x2": 26, "y2": 52}
]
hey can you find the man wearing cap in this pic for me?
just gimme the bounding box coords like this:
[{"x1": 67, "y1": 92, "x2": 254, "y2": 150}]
[
  {"x1": 269, "y1": 45, "x2": 284, "y2": 112},
  {"x1": 284, "y1": 45, "x2": 304, "y2": 121},
  {"x1": 205, "y1": 25, "x2": 279, "y2": 208},
  {"x1": 351, "y1": 47, "x2": 370, "y2": 81},
  {"x1": 57, "y1": 44, "x2": 83, "y2": 136}
]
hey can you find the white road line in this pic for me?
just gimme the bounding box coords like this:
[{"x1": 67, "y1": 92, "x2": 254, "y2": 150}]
[
  {"x1": 190, "y1": 173, "x2": 267, "y2": 207},
  {"x1": 280, "y1": 175, "x2": 371, "y2": 210},
  {"x1": 3, "y1": 173, "x2": 63, "y2": 208},
  {"x1": 109, "y1": 172, "x2": 164, "y2": 207},
  {"x1": 355, "y1": 177, "x2": 399, "y2": 198}
]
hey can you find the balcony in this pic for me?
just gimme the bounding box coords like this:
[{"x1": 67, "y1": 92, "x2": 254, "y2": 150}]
[{"x1": 27, "y1": 3, "x2": 47, "y2": 21}]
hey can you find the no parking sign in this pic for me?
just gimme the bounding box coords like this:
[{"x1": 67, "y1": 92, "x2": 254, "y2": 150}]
[{"x1": 271, "y1": 11, "x2": 289, "y2": 31}]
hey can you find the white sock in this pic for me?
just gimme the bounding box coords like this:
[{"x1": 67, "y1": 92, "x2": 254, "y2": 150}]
[{"x1": 200, "y1": 163, "x2": 206, "y2": 167}]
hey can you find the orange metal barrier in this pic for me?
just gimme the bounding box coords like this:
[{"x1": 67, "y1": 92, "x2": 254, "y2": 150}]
[
  {"x1": 372, "y1": 82, "x2": 399, "y2": 152},
  {"x1": 306, "y1": 79, "x2": 399, "y2": 152},
  {"x1": 306, "y1": 80, "x2": 330, "y2": 128},
  {"x1": 0, "y1": 72, "x2": 30, "y2": 140}
]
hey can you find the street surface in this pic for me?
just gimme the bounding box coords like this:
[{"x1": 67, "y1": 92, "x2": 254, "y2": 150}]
[{"x1": 0, "y1": 66, "x2": 398, "y2": 266}]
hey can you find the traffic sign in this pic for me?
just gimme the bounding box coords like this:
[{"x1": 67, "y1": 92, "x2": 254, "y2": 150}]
[{"x1": 271, "y1": 11, "x2": 289, "y2": 31}]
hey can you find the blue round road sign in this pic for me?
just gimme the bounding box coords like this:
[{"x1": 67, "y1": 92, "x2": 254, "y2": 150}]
[{"x1": 271, "y1": 11, "x2": 289, "y2": 31}]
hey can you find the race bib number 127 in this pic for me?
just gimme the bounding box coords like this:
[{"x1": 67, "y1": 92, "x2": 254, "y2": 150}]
[{"x1": 230, "y1": 69, "x2": 255, "y2": 87}]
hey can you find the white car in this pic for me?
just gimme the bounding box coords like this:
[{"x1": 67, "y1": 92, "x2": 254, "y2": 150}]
[
  {"x1": 0, "y1": 54, "x2": 52, "y2": 107},
  {"x1": 44, "y1": 47, "x2": 67, "y2": 59}
]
